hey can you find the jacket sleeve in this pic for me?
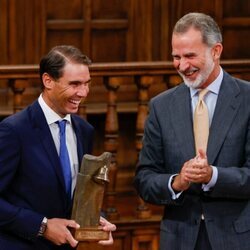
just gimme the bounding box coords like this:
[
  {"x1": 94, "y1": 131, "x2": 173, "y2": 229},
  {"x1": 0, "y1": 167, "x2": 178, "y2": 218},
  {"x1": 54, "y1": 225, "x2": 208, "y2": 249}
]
[
  {"x1": 134, "y1": 101, "x2": 184, "y2": 206},
  {"x1": 0, "y1": 121, "x2": 43, "y2": 241}
]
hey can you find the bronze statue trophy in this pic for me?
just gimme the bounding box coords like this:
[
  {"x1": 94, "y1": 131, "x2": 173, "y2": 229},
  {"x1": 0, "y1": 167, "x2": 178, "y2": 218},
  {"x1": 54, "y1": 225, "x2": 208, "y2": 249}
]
[{"x1": 71, "y1": 152, "x2": 111, "y2": 242}]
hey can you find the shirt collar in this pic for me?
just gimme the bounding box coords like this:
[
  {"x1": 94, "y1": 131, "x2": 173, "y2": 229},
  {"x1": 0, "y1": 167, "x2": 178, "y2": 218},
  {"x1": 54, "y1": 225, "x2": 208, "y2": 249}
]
[
  {"x1": 190, "y1": 67, "x2": 223, "y2": 98},
  {"x1": 38, "y1": 94, "x2": 71, "y2": 125}
]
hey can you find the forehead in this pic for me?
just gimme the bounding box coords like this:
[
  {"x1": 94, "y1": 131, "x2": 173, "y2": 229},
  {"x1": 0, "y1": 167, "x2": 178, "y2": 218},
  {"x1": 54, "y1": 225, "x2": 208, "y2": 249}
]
[
  {"x1": 61, "y1": 62, "x2": 90, "y2": 80},
  {"x1": 172, "y1": 28, "x2": 205, "y2": 52}
]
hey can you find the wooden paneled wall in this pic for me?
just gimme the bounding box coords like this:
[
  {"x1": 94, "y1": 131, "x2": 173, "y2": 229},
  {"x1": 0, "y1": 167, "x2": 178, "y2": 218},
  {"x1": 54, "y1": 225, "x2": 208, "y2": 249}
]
[
  {"x1": 0, "y1": 0, "x2": 250, "y2": 64},
  {"x1": 0, "y1": 0, "x2": 250, "y2": 249}
]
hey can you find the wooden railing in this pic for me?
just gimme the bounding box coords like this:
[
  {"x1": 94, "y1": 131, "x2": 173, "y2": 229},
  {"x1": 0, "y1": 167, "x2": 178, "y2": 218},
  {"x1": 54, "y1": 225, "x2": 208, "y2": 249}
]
[
  {"x1": 1, "y1": 59, "x2": 250, "y2": 209},
  {"x1": 1, "y1": 60, "x2": 250, "y2": 115},
  {"x1": 1, "y1": 60, "x2": 250, "y2": 250}
]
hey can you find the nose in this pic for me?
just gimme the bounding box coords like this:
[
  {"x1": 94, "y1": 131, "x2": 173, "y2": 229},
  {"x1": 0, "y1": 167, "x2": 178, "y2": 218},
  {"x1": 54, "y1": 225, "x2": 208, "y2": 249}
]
[
  {"x1": 77, "y1": 85, "x2": 89, "y2": 98},
  {"x1": 178, "y1": 58, "x2": 190, "y2": 72}
]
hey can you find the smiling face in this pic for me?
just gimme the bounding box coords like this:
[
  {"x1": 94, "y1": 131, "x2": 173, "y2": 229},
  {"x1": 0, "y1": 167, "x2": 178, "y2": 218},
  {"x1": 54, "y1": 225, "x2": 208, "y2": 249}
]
[
  {"x1": 42, "y1": 62, "x2": 91, "y2": 117},
  {"x1": 172, "y1": 27, "x2": 222, "y2": 89}
]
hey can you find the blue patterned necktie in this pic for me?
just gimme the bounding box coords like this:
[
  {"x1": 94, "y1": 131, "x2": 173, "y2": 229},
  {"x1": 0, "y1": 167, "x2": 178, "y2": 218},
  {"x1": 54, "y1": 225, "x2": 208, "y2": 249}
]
[{"x1": 57, "y1": 120, "x2": 72, "y2": 199}]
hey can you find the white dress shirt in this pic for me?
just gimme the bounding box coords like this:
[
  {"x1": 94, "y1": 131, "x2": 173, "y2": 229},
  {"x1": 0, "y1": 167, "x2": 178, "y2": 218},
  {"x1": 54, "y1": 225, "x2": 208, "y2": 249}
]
[{"x1": 38, "y1": 94, "x2": 79, "y2": 196}]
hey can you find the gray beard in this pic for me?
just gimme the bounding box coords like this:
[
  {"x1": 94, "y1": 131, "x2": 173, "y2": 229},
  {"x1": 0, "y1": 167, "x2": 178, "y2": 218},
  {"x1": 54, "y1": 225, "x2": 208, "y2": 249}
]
[{"x1": 180, "y1": 53, "x2": 215, "y2": 89}]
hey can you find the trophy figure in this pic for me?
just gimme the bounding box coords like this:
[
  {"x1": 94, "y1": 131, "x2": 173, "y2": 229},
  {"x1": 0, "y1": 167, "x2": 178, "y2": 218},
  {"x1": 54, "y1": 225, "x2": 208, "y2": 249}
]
[{"x1": 71, "y1": 152, "x2": 111, "y2": 242}]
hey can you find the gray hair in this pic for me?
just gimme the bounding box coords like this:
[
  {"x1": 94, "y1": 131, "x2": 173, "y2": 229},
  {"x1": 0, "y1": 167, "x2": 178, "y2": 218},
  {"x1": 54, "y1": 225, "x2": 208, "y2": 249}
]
[{"x1": 173, "y1": 13, "x2": 222, "y2": 47}]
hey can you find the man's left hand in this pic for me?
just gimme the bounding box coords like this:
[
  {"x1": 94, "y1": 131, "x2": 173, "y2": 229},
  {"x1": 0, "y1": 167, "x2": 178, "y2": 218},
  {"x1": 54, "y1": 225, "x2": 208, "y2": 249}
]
[
  {"x1": 185, "y1": 149, "x2": 213, "y2": 184},
  {"x1": 98, "y1": 216, "x2": 116, "y2": 245}
]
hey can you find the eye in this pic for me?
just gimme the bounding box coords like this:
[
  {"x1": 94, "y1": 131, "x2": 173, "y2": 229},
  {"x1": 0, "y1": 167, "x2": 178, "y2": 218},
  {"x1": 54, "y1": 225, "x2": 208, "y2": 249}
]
[
  {"x1": 172, "y1": 55, "x2": 180, "y2": 60},
  {"x1": 83, "y1": 80, "x2": 91, "y2": 87},
  {"x1": 69, "y1": 81, "x2": 79, "y2": 86},
  {"x1": 185, "y1": 53, "x2": 196, "y2": 59}
]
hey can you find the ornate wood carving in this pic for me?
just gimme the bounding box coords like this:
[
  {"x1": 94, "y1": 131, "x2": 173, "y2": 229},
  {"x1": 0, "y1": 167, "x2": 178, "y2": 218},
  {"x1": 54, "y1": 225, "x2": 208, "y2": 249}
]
[
  {"x1": 0, "y1": 60, "x2": 250, "y2": 250},
  {"x1": 135, "y1": 76, "x2": 154, "y2": 219},
  {"x1": 10, "y1": 79, "x2": 26, "y2": 113},
  {"x1": 103, "y1": 76, "x2": 120, "y2": 220}
]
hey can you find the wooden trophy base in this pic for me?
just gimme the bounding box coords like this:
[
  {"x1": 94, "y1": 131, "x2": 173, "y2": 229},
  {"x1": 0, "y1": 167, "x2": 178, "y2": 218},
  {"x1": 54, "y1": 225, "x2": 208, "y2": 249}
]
[{"x1": 72, "y1": 226, "x2": 109, "y2": 242}]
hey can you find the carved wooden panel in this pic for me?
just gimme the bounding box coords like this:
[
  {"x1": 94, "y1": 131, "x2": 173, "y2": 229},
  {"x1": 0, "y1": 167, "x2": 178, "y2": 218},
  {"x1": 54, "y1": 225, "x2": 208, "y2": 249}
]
[
  {"x1": 167, "y1": 0, "x2": 250, "y2": 60},
  {"x1": 43, "y1": 0, "x2": 133, "y2": 62},
  {"x1": 0, "y1": 0, "x2": 250, "y2": 64},
  {"x1": 0, "y1": 0, "x2": 8, "y2": 64},
  {"x1": 220, "y1": 0, "x2": 250, "y2": 59},
  {"x1": 0, "y1": 61, "x2": 250, "y2": 249},
  {"x1": 75, "y1": 217, "x2": 161, "y2": 250}
]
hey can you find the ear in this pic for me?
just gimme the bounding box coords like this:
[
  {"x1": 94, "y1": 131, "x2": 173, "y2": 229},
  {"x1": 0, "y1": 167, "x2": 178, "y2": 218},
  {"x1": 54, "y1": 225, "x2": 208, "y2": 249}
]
[
  {"x1": 212, "y1": 43, "x2": 223, "y2": 60},
  {"x1": 42, "y1": 73, "x2": 54, "y2": 90}
]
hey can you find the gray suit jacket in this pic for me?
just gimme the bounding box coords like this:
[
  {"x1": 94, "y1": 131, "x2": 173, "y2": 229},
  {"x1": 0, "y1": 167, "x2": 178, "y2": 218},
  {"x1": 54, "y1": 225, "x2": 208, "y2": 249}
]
[{"x1": 134, "y1": 71, "x2": 250, "y2": 250}]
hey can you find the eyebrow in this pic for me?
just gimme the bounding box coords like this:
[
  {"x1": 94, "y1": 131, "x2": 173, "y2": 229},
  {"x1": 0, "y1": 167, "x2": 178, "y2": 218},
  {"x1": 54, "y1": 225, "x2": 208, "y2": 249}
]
[
  {"x1": 85, "y1": 78, "x2": 92, "y2": 84},
  {"x1": 69, "y1": 78, "x2": 92, "y2": 84},
  {"x1": 172, "y1": 52, "x2": 197, "y2": 57}
]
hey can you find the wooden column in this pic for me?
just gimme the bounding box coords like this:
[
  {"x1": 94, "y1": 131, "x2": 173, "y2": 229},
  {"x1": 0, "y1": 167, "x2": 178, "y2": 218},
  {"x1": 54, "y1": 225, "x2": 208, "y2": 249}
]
[
  {"x1": 167, "y1": 74, "x2": 181, "y2": 88},
  {"x1": 10, "y1": 79, "x2": 26, "y2": 113},
  {"x1": 103, "y1": 76, "x2": 120, "y2": 220},
  {"x1": 135, "y1": 76, "x2": 153, "y2": 219}
]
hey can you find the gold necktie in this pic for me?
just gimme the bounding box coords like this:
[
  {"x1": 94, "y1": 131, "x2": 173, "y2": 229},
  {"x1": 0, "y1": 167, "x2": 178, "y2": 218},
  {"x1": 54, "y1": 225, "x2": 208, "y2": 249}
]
[{"x1": 193, "y1": 89, "x2": 209, "y2": 154}]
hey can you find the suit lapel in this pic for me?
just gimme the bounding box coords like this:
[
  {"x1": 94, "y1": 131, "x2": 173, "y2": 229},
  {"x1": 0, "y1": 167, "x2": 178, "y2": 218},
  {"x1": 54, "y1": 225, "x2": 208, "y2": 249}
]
[
  {"x1": 207, "y1": 72, "x2": 241, "y2": 164},
  {"x1": 29, "y1": 101, "x2": 66, "y2": 192},
  {"x1": 171, "y1": 85, "x2": 196, "y2": 161},
  {"x1": 71, "y1": 116, "x2": 84, "y2": 168}
]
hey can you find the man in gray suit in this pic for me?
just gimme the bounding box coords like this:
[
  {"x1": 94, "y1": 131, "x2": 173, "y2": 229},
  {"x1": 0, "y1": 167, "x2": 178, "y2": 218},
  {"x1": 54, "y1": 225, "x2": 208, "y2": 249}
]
[{"x1": 134, "y1": 12, "x2": 250, "y2": 250}]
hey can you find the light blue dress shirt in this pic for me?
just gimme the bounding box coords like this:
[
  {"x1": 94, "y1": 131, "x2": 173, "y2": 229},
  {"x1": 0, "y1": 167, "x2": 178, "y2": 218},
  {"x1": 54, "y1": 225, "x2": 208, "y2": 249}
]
[{"x1": 169, "y1": 68, "x2": 223, "y2": 198}]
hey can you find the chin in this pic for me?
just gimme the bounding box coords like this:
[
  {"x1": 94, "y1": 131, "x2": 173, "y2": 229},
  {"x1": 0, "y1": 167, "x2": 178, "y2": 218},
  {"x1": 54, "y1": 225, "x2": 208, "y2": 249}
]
[
  {"x1": 68, "y1": 110, "x2": 78, "y2": 114},
  {"x1": 71, "y1": 108, "x2": 80, "y2": 114},
  {"x1": 66, "y1": 105, "x2": 79, "y2": 114},
  {"x1": 179, "y1": 72, "x2": 201, "y2": 89},
  {"x1": 183, "y1": 78, "x2": 203, "y2": 89}
]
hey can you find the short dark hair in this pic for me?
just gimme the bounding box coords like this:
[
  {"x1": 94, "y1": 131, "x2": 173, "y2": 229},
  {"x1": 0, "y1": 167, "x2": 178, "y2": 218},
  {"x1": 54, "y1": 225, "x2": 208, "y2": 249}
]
[
  {"x1": 173, "y1": 12, "x2": 222, "y2": 47},
  {"x1": 39, "y1": 45, "x2": 91, "y2": 85}
]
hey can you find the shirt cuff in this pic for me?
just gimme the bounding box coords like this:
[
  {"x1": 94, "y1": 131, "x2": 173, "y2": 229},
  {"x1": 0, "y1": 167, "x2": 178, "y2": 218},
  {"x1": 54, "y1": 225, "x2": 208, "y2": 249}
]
[
  {"x1": 202, "y1": 166, "x2": 218, "y2": 192},
  {"x1": 168, "y1": 174, "x2": 183, "y2": 200}
]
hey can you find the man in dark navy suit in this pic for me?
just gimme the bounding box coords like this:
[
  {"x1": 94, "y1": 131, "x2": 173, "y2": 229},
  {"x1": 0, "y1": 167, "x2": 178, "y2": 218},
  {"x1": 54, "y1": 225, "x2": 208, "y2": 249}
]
[
  {"x1": 134, "y1": 13, "x2": 250, "y2": 250},
  {"x1": 0, "y1": 45, "x2": 116, "y2": 249}
]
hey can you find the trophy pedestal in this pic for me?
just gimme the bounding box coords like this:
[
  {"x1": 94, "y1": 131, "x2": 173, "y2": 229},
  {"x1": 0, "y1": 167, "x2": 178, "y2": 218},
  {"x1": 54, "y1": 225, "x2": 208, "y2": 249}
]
[
  {"x1": 72, "y1": 226, "x2": 109, "y2": 241},
  {"x1": 71, "y1": 152, "x2": 112, "y2": 249}
]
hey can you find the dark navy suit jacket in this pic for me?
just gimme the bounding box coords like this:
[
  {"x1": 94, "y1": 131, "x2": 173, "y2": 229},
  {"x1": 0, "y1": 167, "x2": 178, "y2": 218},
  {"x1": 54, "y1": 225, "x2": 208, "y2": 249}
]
[
  {"x1": 0, "y1": 100, "x2": 94, "y2": 249},
  {"x1": 134, "y1": 71, "x2": 250, "y2": 250}
]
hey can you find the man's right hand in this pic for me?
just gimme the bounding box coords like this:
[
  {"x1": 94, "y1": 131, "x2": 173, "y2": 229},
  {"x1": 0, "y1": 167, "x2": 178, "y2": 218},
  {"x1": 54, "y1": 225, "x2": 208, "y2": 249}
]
[
  {"x1": 43, "y1": 218, "x2": 80, "y2": 247},
  {"x1": 172, "y1": 150, "x2": 213, "y2": 192},
  {"x1": 171, "y1": 159, "x2": 193, "y2": 192},
  {"x1": 172, "y1": 158, "x2": 200, "y2": 192}
]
